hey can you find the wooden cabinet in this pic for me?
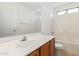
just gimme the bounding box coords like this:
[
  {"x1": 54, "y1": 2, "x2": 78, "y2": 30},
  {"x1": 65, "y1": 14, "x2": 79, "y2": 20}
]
[
  {"x1": 40, "y1": 41, "x2": 51, "y2": 56},
  {"x1": 28, "y1": 49, "x2": 39, "y2": 56},
  {"x1": 40, "y1": 38, "x2": 55, "y2": 56},
  {"x1": 28, "y1": 38, "x2": 55, "y2": 56},
  {"x1": 51, "y1": 38, "x2": 55, "y2": 56}
]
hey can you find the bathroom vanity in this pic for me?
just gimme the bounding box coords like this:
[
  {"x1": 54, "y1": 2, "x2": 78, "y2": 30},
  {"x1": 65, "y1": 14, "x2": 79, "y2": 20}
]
[
  {"x1": 27, "y1": 38, "x2": 55, "y2": 56},
  {"x1": 0, "y1": 33, "x2": 55, "y2": 56}
]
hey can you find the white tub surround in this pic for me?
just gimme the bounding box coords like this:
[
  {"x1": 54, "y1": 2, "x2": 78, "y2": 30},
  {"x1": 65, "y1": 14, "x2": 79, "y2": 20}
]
[{"x1": 0, "y1": 33, "x2": 55, "y2": 56}]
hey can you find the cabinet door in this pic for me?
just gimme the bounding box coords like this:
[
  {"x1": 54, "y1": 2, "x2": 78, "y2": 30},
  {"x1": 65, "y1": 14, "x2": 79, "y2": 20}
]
[
  {"x1": 40, "y1": 41, "x2": 51, "y2": 56},
  {"x1": 51, "y1": 38, "x2": 55, "y2": 56},
  {"x1": 28, "y1": 49, "x2": 39, "y2": 56}
]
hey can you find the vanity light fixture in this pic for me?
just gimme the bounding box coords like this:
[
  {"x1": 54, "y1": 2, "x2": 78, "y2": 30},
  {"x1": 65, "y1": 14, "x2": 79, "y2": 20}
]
[
  {"x1": 67, "y1": 8, "x2": 78, "y2": 13},
  {"x1": 57, "y1": 10, "x2": 66, "y2": 15}
]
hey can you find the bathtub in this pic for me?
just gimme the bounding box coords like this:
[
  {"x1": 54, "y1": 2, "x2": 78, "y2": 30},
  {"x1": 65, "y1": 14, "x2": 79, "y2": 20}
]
[{"x1": 0, "y1": 33, "x2": 54, "y2": 56}]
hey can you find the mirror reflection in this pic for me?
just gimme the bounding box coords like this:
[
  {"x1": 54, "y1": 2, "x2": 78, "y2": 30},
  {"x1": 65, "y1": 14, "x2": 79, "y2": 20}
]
[{"x1": 0, "y1": 2, "x2": 41, "y2": 37}]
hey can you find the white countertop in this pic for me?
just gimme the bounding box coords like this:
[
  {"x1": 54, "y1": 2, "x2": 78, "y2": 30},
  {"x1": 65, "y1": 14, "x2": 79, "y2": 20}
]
[{"x1": 0, "y1": 33, "x2": 55, "y2": 56}]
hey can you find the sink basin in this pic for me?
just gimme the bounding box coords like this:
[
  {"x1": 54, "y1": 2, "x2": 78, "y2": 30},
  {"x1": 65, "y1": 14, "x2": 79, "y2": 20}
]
[
  {"x1": 16, "y1": 36, "x2": 45, "y2": 48},
  {"x1": 16, "y1": 39, "x2": 39, "y2": 48}
]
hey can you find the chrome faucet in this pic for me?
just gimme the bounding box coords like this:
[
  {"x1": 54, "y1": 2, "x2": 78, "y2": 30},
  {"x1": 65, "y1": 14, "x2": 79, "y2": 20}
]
[{"x1": 20, "y1": 36, "x2": 27, "y2": 42}]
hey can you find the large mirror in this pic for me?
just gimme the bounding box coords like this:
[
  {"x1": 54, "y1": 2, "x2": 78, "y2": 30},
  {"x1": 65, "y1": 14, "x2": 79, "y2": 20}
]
[{"x1": 0, "y1": 2, "x2": 41, "y2": 37}]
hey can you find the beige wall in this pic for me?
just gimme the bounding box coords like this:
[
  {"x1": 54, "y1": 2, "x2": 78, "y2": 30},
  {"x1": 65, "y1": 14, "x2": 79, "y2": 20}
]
[
  {"x1": 54, "y1": 2, "x2": 79, "y2": 44},
  {"x1": 54, "y1": 3, "x2": 79, "y2": 56},
  {"x1": 54, "y1": 12, "x2": 79, "y2": 56},
  {"x1": 55, "y1": 13, "x2": 79, "y2": 45}
]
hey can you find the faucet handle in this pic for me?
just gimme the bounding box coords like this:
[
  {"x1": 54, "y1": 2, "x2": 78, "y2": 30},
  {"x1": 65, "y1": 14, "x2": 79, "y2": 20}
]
[
  {"x1": 19, "y1": 36, "x2": 27, "y2": 42},
  {"x1": 22, "y1": 36, "x2": 27, "y2": 41}
]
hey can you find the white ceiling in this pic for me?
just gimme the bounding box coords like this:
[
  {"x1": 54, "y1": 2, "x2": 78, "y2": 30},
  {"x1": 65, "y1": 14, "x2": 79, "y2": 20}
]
[
  {"x1": 18, "y1": 2, "x2": 41, "y2": 12},
  {"x1": 18, "y1": 2, "x2": 69, "y2": 12}
]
